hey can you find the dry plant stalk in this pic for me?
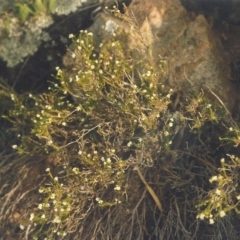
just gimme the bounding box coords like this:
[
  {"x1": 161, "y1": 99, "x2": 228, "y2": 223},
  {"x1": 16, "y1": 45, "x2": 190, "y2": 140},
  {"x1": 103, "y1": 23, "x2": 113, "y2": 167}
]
[{"x1": 134, "y1": 165, "x2": 163, "y2": 212}]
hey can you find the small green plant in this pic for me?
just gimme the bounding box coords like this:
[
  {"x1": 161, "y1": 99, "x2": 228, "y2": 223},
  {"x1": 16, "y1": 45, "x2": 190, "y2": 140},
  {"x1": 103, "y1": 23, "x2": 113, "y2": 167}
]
[
  {"x1": 197, "y1": 155, "x2": 240, "y2": 224},
  {"x1": 6, "y1": 25, "x2": 172, "y2": 237},
  {"x1": 14, "y1": 0, "x2": 56, "y2": 21}
]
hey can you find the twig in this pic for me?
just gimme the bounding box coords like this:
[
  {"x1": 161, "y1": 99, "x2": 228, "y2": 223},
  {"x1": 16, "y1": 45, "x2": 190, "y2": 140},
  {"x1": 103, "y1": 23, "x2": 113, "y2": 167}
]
[
  {"x1": 134, "y1": 165, "x2": 163, "y2": 212},
  {"x1": 60, "y1": 123, "x2": 101, "y2": 149},
  {"x1": 207, "y1": 86, "x2": 231, "y2": 115}
]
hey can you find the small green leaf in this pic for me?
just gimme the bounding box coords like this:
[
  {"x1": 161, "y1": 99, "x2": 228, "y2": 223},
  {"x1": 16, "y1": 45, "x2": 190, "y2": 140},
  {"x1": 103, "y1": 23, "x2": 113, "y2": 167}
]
[
  {"x1": 46, "y1": 0, "x2": 56, "y2": 13},
  {"x1": 15, "y1": 3, "x2": 34, "y2": 21},
  {"x1": 34, "y1": 0, "x2": 47, "y2": 13}
]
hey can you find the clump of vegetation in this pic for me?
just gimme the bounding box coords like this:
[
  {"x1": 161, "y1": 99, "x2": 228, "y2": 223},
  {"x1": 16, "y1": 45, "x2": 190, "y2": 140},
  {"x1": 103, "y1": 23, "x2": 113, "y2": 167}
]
[{"x1": 1, "y1": 6, "x2": 240, "y2": 240}]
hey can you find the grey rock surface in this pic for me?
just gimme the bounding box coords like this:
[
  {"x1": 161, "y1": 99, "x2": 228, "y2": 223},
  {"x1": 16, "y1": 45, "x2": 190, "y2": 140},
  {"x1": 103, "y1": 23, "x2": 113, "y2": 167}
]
[{"x1": 0, "y1": 0, "x2": 101, "y2": 67}]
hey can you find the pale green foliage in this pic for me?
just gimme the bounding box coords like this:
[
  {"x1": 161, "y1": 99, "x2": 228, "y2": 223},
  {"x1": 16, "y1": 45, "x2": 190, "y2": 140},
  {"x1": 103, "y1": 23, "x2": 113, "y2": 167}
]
[
  {"x1": 6, "y1": 27, "x2": 172, "y2": 237},
  {"x1": 197, "y1": 155, "x2": 240, "y2": 224},
  {"x1": 15, "y1": 0, "x2": 56, "y2": 20},
  {"x1": 14, "y1": 3, "x2": 34, "y2": 21}
]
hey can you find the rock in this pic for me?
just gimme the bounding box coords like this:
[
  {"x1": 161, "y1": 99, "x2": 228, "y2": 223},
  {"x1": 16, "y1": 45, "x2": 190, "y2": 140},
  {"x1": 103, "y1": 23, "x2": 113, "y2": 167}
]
[
  {"x1": 129, "y1": 0, "x2": 238, "y2": 112},
  {"x1": 0, "y1": 0, "x2": 101, "y2": 67},
  {"x1": 89, "y1": 0, "x2": 238, "y2": 112}
]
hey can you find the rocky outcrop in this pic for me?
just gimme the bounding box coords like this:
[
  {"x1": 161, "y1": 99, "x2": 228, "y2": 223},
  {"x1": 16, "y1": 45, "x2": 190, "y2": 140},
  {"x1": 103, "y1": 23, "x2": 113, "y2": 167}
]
[
  {"x1": 0, "y1": 0, "x2": 100, "y2": 67},
  {"x1": 88, "y1": 0, "x2": 239, "y2": 112}
]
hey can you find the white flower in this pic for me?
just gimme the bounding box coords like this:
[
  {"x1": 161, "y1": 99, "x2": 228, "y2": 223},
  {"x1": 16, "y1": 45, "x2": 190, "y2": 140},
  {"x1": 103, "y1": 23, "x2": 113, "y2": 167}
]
[
  {"x1": 237, "y1": 195, "x2": 240, "y2": 200},
  {"x1": 54, "y1": 177, "x2": 58, "y2": 181},
  {"x1": 199, "y1": 213, "x2": 205, "y2": 220},
  {"x1": 72, "y1": 167, "x2": 79, "y2": 174},
  {"x1": 209, "y1": 175, "x2": 218, "y2": 183},
  {"x1": 62, "y1": 122, "x2": 66, "y2": 126},
  {"x1": 114, "y1": 185, "x2": 121, "y2": 191},
  {"x1": 50, "y1": 193, "x2": 55, "y2": 199},
  {"x1": 168, "y1": 140, "x2": 172, "y2": 145},
  {"x1": 39, "y1": 188, "x2": 43, "y2": 193},
  {"x1": 71, "y1": 53, "x2": 76, "y2": 58},
  {"x1": 164, "y1": 131, "x2": 169, "y2": 136},
  {"x1": 53, "y1": 216, "x2": 61, "y2": 223},
  {"x1": 209, "y1": 218, "x2": 214, "y2": 224},
  {"x1": 146, "y1": 71, "x2": 151, "y2": 76},
  {"x1": 127, "y1": 141, "x2": 132, "y2": 147},
  {"x1": 12, "y1": 145, "x2": 17, "y2": 149},
  {"x1": 220, "y1": 158, "x2": 225, "y2": 163},
  {"x1": 107, "y1": 158, "x2": 111, "y2": 163},
  {"x1": 206, "y1": 104, "x2": 212, "y2": 108},
  {"x1": 19, "y1": 225, "x2": 25, "y2": 230},
  {"x1": 45, "y1": 168, "x2": 50, "y2": 172},
  {"x1": 38, "y1": 204, "x2": 43, "y2": 210},
  {"x1": 169, "y1": 122, "x2": 173, "y2": 127},
  {"x1": 78, "y1": 150, "x2": 82, "y2": 155},
  {"x1": 229, "y1": 127, "x2": 233, "y2": 131},
  {"x1": 29, "y1": 213, "x2": 34, "y2": 221},
  {"x1": 236, "y1": 195, "x2": 240, "y2": 200},
  {"x1": 219, "y1": 210, "x2": 226, "y2": 218},
  {"x1": 69, "y1": 33, "x2": 74, "y2": 38},
  {"x1": 215, "y1": 188, "x2": 221, "y2": 195}
]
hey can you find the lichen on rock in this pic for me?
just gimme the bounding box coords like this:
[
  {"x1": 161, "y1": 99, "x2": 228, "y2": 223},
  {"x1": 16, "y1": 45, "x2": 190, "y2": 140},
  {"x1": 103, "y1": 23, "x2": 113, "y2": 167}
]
[
  {"x1": 0, "y1": 0, "x2": 100, "y2": 67},
  {"x1": 0, "y1": 13, "x2": 53, "y2": 67},
  {"x1": 54, "y1": 0, "x2": 88, "y2": 15}
]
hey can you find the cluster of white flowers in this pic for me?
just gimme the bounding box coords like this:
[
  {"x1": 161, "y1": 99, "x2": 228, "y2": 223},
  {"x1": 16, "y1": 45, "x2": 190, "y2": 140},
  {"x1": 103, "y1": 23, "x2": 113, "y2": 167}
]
[
  {"x1": 209, "y1": 174, "x2": 223, "y2": 183},
  {"x1": 96, "y1": 197, "x2": 103, "y2": 204}
]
